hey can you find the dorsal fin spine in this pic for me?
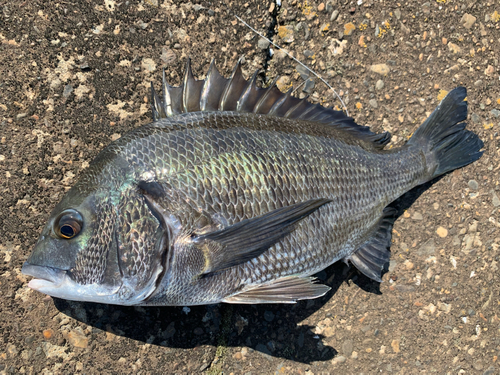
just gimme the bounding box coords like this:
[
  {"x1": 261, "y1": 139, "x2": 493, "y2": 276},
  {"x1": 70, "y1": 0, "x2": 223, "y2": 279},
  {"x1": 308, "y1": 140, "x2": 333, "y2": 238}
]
[
  {"x1": 253, "y1": 76, "x2": 280, "y2": 114},
  {"x1": 149, "y1": 58, "x2": 391, "y2": 149}
]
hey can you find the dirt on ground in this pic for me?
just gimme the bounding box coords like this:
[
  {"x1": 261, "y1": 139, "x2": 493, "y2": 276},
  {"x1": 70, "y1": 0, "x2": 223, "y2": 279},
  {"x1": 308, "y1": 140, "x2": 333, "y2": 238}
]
[{"x1": 1, "y1": 0, "x2": 500, "y2": 374}]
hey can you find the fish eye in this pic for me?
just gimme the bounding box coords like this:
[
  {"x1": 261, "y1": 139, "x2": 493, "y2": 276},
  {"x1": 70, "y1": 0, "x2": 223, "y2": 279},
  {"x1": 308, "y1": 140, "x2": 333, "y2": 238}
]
[{"x1": 54, "y1": 209, "x2": 83, "y2": 239}]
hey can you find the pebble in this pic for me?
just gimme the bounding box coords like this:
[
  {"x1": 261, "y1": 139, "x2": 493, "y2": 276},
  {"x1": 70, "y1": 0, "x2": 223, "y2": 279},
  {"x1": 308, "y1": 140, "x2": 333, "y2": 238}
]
[
  {"x1": 391, "y1": 339, "x2": 400, "y2": 353},
  {"x1": 404, "y1": 260, "x2": 414, "y2": 270},
  {"x1": 318, "y1": 3, "x2": 325, "y2": 12},
  {"x1": 412, "y1": 212, "x2": 423, "y2": 220},
  {"x1": 296, "y1": 64, "x2": 310, "y2": 80},
  {"x1": 344, "y1": 22, "x2": 356, "y2": 36},
  {"x1": 468, "y1": 180, "x2": 479, "y2": 190},
  {"x1": 461, "y1": 13, "x2": 476, "y2": 29},
  {"x1": 303, "y1": 79, "x2": 315, "y2": 94},
  {"x1": 65, "y1": 329, "x2": 89, "y2": 348},
  {"x1": 257, "y1": 38, "x2": 270, "y2": 50},
  {"x1": 63, "y1": 85, "x2": 73, "y2": 98},
  {"x1": 483, "y1": 366, "x2": 496, "y2": 375},
  {"x1": 370, "y1": 63, "x2": 390, "y2": 75},
  {"x1": 491, "y1": 109, "x2": 500, "y2": 118},
  {"x1": 471, "y1": 113, "x2": 480, "y2": 123},
  {"x1": 484, "y1": 65, "x2": 495, "y2": 76},
  {"x1": 375, "y1": 80, "x2": 384, "y2": 90},
  {"x1": 369, "y1": 99, "x2": 378, "y2": 108},
  {"x1": 436, "y1": 226, "x2": 448, "y2": 238},
  {"x1": 342, "y1": 339, "x2": 353, "y2": 357},
  {"x1": 332, "y1": 355, "x2": 346, "y2": 364},
  {"x1": 417, "y1": 239, "x2": 436, "y2": 256},
  {"x1": 394, "y1": 8, "x2": 401, "y2": 20},
  {"x1": 448, "y1": 43, "x2": 461, "y2": 54},
  {"x1": 491, "y1": 190, "x2": 500, "y2": 207},
  {"x1": 278, "y1": 25, "x2": 294, "y2": 43},
  {"x1": 330, "y1": 10, "x2": 339, "y2": 21}
]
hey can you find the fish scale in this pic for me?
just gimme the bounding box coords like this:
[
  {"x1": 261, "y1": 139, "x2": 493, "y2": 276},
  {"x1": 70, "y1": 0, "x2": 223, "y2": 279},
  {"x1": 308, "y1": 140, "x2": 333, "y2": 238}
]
[{"x1": 22, "y1": 60, "x2": 483, "y2": 306}]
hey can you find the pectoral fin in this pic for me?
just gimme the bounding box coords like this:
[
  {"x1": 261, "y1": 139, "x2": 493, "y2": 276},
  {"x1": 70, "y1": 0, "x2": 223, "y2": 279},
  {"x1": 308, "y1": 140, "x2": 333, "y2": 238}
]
[
  {"x1": 223, "y1": 276, "x2": 331, "y2": 304},
  {"x1": 195, "y1": 198, "x2": 331, "y2": 276}
]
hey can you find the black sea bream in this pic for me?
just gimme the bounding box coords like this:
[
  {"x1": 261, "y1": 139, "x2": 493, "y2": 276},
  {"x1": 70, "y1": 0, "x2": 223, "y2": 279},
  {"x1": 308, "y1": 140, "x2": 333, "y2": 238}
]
[{"x1": 22, "y1": 59, "x2": 483, "y2": 306}]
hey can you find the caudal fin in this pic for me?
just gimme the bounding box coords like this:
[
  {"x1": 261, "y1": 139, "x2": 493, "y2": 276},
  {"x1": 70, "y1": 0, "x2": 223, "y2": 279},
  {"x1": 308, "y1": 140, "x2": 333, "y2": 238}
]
[{"x1": 407, "y1": 87, "x2": 483, "y2": 180}]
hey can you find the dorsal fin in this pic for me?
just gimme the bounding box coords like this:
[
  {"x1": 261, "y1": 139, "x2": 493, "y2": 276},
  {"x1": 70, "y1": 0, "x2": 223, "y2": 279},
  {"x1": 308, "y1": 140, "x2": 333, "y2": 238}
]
[{"x1": 151, "y1": 58, "x2": 391, "y2": 149}]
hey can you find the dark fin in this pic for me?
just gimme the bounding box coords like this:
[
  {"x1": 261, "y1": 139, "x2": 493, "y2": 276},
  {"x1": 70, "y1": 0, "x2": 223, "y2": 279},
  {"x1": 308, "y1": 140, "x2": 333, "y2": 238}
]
[
  {"x1": 150, "y1": 58, "x2": 391, "y2": 148},
  {"x1": 346, "y1": 207, "x2": 397, "y2": 282},
  {"x1": 195, "y1": 198, "x2": 331, "y2": 276},
  {"x1": 407, "y1": 87, "x2": 484, "y2": 179},
  {"x1": 138, "y1": 180, "x2": 166, "y2": 199},
  {"x1": 223, "y1": 276, "x2": 330, "y2": 304}
]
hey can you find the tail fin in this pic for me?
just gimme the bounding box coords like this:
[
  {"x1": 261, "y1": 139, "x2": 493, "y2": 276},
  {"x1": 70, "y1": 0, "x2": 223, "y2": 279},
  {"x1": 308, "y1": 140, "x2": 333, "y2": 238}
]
[{"x1": 407, "y1": 87, "x2": 483, "y2": 180}]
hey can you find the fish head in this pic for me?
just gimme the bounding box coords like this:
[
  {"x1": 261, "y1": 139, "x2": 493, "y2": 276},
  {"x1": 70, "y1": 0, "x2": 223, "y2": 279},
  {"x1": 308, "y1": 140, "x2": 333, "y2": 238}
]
[{"x1": 22, "y1": 173, "x2": 167, "y2": 306}]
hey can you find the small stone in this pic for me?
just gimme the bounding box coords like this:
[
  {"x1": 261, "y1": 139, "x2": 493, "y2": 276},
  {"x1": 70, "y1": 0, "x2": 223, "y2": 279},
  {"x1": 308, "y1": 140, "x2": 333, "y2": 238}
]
[
  {"x1": 412, "y1": 212, "x2": 423, "y2": 220},
  {"x1": 468, "y1": 180, "x2": 479, "y2": 190},
  {"x1": 422, "y1": 2, "x2": 430, "y2": 14},
  {"x1": 483, "y1": 366, "x2": 496, "y2": 375},
  {"x1": 491, "y1": 190, "x2": 500, "y2": 207},
  {"x1": 404, "y1": 260, "x2": 414, "y2": 270},
  {"x1": 474, "y1": 80, "x2": 483, "y2": 87},
  {"x1": 471, "y1": 113, "x2": 480, "y2": 123},
  {"x1": 342, "y1": 339, "x2": 353, "y2": 357},
  {"x1": 461, "y1": 13, "x2": 476, "y2": 29},
  {"x1": 484, "y1": 65, "x2": 495, "y2": 76},
  {"x1": 491, "y1": 109, "x2": 500, "y2": 118},
  {"x1": 65, "y1": 329, "x2": 89, "y2": 349},
  {"x1": 369, "y1": 99, "x2": 378, "y2": 108},
  {"x1": 257, "y1": 38, "x2": 270, "y2": 50},
  {"x1": 448, "y1": 42, "x2": 461, "y2": 54},
  {"x1": 296, "y1": 64, "x2": 310, "y2": 80},
  {"x1": 43, "y1": 329, "x2": 54, "y2": 339},
  {"x1": 303, "y1": 79, "x2": 315, "y2": 94},
  {"x1": 370, "y1": 63, "x2": 390, "y2": 75},
  {"x1": 394, "y1": 8, "x2": 401, "y2": 20},
  {"x1": 375, "y1": 80, "x2": 384, "y2": 90},
  {"x1": 332, "y1": 355, "x2": 346, "y2": 364},
  {"x1": 417, "y1": 239, "x2": 436, "y2": 256},
  {"x1": 436, "y1": 227, "x2": 448, "y2": 238},
  {"x1": 63, "y1": 85, "x2": 73, "y2": 98},
  {"x1": 391, "y1": 339, "x2": 400, "y2": 353},
  {"x1": 276, "y1": 76, "x2": 291, "y2": 92},
  {"x1": 437, "y1": 301, "x2": 451, "y2": 313},
  {"x1": 330, "y1": 10, "x2": 339, "y2": 21},
  {"x1": 141, "y1": 58, "x2": 156, "y2": 72},
  {"x1": 343, "y1": 22, "x2": 356, "y2": 36},
  {"x1": 278, "y1": 25, "x2": 294, "y2": 43},
  {"x1": 233, "y1": 352, "x2": 242, "y2": 360},
  {"x1": 318, "y1": 3, "x2": 325, "y2": 12}
]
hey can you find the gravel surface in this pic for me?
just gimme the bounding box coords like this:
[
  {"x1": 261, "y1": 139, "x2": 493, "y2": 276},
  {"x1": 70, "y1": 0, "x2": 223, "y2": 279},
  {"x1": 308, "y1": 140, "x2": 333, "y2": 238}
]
[{"x1": 1, "y1": 0, "x2": 499, "y2": 374}]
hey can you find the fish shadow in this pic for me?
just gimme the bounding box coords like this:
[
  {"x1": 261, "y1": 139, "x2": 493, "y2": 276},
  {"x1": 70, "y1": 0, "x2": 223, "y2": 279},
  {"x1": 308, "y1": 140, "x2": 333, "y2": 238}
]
[{"x1": 53, "y1": 178, "x2": 440, "y2": 364}]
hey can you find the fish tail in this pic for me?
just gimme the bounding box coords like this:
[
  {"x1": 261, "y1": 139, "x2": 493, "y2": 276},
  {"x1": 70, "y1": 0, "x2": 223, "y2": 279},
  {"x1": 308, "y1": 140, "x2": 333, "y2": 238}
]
[{"x1": 407, "y1": 87, "x2": 483, "y2": 181}]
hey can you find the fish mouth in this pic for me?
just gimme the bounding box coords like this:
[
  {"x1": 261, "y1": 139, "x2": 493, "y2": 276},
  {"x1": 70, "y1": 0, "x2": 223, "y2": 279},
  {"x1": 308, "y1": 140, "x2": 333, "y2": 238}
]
[{"x1": 21, "y1": 263, "x2": 67, "y2": 291}]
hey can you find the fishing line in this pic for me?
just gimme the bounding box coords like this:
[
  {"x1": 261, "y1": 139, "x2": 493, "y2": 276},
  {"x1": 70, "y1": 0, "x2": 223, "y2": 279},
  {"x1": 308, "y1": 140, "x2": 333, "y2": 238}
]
[{"x1": 229, "y1": 5, "x2": 350, "y2": 116}]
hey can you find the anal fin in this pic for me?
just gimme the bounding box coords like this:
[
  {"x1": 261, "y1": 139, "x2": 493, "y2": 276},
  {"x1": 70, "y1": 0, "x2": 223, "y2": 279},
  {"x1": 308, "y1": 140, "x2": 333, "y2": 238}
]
[
  {"x1": 347, "y1": 207, "x2": 398, "y2": 282},
  {"x1": 223, "y1": 276, "x2": 330, "y2": 304}
]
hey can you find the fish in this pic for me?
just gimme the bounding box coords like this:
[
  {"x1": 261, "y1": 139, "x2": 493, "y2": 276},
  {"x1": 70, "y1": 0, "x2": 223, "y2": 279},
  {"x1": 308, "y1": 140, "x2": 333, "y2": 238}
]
[{"x1": 22, "y1": 58, "x2": 483, "y2": 306}]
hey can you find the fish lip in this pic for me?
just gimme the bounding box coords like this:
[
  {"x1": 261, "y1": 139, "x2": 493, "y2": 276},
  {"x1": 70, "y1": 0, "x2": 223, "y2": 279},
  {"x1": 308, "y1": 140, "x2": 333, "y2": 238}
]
[{"x1": 21, "y1": 262, "x2": 66, "y2": 290}]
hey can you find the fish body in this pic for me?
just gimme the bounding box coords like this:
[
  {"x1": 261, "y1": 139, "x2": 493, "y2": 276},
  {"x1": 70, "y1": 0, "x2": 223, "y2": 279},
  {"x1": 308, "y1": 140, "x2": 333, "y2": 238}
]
[{"x1": 22, "y1": 60, "x2": 483, "y2": 306}]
